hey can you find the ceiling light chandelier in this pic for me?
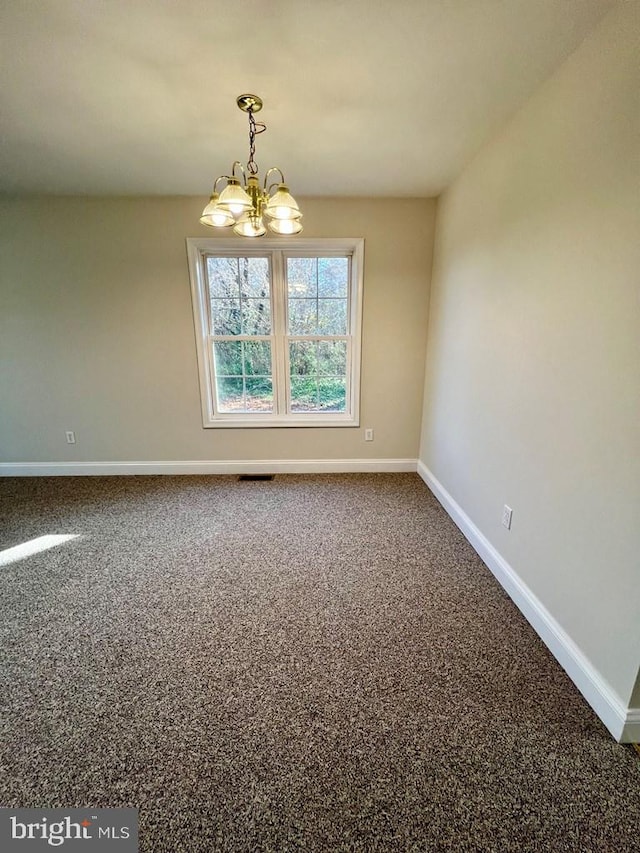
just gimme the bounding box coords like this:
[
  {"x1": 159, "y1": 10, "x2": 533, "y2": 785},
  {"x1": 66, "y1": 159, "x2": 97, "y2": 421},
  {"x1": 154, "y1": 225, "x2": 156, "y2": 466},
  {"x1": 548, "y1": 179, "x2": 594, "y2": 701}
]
[{"x1": 200, "y1": 94, "x2": 302, "y2": 237}]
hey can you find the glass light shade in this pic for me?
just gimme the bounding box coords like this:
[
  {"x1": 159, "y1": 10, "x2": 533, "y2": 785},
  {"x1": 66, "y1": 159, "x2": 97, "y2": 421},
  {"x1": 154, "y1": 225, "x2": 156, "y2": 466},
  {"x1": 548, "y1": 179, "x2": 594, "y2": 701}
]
[
  {"x1": 217, "y1": 179, "x2": 252, "y2": 215},
  {"x1": 233, "y1": 213, "x2": 267, "y2": 237},
  {"x1": 200, "y1": 194, "x2": 234, "y2": 227},
  {"x1": 264, "y1": 184, "x2": 302, "y2": 220},
  {"x1": 268, "y1": 217, "x2": 303, "y2": 235}
]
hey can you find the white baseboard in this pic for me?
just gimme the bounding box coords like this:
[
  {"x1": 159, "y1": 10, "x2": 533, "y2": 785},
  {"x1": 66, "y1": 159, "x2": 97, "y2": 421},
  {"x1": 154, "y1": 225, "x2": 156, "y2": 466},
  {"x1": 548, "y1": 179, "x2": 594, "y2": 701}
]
[
  {"x1": 417, "y1": 460, "x2": 638, "y2": 743},
  {"x1": 0, "y1": 458, "x2": 418, "y2": 477}
]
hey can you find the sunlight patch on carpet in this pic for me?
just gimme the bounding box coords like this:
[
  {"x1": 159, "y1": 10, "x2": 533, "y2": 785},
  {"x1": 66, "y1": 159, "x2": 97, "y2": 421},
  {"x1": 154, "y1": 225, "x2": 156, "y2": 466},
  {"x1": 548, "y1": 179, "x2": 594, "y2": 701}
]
[{"x1": 0, "y1": 534, "x2": 81, "y2": 567}]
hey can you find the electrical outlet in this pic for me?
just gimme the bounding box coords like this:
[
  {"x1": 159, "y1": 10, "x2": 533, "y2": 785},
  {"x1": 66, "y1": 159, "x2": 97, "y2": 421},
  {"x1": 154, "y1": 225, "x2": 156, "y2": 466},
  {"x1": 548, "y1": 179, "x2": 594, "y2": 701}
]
[
  {"x1": 364, "y1": 428, "x2": 374, "y2": 441},
  {"x1": 65, "y1": 431, "x2": 76, "y2": 445},
  {"x1": 502, "y1": 504, "x2": 513, "y2": 530}
]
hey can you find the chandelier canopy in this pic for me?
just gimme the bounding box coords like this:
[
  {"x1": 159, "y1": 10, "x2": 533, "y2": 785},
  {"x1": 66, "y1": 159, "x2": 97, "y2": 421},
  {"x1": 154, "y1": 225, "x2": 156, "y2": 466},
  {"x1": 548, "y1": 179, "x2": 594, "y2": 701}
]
[{"x1": 200, "y1": 94, "x2": 302, "y2": 237}]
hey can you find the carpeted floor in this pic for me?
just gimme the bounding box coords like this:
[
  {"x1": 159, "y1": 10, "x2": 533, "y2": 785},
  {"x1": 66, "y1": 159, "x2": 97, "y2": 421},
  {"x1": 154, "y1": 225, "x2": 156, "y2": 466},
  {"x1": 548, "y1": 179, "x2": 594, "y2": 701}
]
[{"x1": 0, "y1": 473, "x2": 638, "y2": 852}]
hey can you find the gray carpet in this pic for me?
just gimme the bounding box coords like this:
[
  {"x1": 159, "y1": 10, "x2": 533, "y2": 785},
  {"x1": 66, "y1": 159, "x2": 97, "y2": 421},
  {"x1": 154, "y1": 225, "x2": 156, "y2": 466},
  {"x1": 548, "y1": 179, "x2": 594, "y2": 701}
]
[{"x1": 0, "y1": 473, "x2": 638, "y2": 852}]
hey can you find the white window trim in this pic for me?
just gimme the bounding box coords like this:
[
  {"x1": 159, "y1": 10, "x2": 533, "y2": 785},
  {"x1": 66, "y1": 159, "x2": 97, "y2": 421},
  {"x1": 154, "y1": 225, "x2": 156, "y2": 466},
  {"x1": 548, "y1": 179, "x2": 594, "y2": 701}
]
[{"x1": 186, "y1": 237, "x2": 364, "y2": 428}]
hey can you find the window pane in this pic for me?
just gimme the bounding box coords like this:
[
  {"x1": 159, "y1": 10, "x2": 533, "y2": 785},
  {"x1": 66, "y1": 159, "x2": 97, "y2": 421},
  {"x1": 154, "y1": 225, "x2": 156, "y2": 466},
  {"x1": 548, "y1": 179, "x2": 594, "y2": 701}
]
[
  {"x1": 318, "y1": 257, "x2": 349, "y2": 298},
  {"x1": 290, "y1": 377, "x2": 318, "y2": 412},
  {"x1": 287, "y1": 258, "x2": 317, "y2": 298},
  {"x1": 289, "y1": 341, "x2": 317, "y2": 376},
  {"x1": 207, "y1": 257, "x2": 240, "y2": 299},
  {"x1": 245, "y1": 378, "x2": 273, "y2": 412},
  {"x1": 318, "y1": 299, "x2": 347, "y2": 335},
  {"x1": 242, "y1": 298, "x2": 271, "y2": 335},
  {"x1": 243, "y1": 340, "x2": 272, "y2": 376},
  {"x1": 317, "y1": 341, "x2": 347, "y2": 376},
  {"x1": 211, "y1": 299, "x2": 242, "y2": 335},
  {"x1": 240, "y1": 257, "x2": 270, "y2": 298},
  {"x1": 216, "y1": 377, "x2": 244, "y2": 412},
  {"x1": 288, "y1": 299, "x2": 317, "y2": 335},
  {"x1": 318, "y1": 378, "x2": 346, "y2": 412},
  {"x1": 213, "y1": 341, "x2": 242, "y2": 376}
]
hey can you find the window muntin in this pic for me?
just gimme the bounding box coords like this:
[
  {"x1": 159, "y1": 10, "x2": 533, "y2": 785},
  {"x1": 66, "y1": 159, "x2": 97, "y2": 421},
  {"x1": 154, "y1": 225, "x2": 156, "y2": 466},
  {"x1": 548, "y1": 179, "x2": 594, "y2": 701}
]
[{"x1": 187, "y1": 238, "x2": 363, "y2": 428}]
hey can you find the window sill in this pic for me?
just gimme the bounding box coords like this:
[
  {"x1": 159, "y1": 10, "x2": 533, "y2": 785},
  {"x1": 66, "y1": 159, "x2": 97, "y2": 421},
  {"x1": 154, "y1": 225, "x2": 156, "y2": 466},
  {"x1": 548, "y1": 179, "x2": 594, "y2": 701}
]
[{"x1": 203, "y1": 415, "x2": 359, "y2": 429}]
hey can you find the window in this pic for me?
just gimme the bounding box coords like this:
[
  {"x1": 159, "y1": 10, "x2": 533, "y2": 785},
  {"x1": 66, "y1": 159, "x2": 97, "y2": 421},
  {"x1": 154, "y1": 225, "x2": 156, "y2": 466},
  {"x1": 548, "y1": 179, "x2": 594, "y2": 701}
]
[{"x1": 187, "y1": 238, "x2": 364, "y2": 427}]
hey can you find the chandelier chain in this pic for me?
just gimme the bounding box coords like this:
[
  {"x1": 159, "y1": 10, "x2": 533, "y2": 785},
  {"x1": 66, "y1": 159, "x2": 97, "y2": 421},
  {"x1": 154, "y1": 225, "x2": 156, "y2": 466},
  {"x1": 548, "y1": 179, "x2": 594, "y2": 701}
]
[{"x1": 247, "y1": 109, "x2": 266, "y2": 176}]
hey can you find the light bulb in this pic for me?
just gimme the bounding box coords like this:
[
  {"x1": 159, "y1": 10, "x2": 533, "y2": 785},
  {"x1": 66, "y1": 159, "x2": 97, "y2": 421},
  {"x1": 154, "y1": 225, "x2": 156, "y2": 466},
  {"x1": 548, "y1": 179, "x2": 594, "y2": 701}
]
[
  {"x1": 200, "y1": 193, "x2": 234, "y2": 228},
  {"x1": 268, "y1": 218, "x2": 303, "y2": 235},
  {"x1": 234, "y1": 213, "x2": 267, "y2": 238},
  {"x1": 217, "y1": 179, "x2": 252, "y2": 215},
  {"x1": 265, "y1": 184, "x2": 302, "y2": 221}
]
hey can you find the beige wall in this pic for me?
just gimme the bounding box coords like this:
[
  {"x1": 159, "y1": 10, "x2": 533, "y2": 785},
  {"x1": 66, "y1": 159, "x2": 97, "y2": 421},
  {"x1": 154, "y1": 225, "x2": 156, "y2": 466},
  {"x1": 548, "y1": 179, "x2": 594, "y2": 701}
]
[
  {"x1": 420, "y1": 4, "x2": 640, "y2": 705},
  {"x1": 631, "y1": 672, "x2": 640, "y2": 710},
  {"x1": 0, "y1": 197, "x2": 434, "y2": 463}
]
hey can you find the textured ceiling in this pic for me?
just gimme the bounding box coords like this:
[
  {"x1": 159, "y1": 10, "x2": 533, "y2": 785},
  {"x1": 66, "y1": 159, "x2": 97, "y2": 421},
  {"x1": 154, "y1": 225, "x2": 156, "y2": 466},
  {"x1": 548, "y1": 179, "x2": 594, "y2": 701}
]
[{"x1": 0, "y1": 0, "x2": 615, "y2": 197}]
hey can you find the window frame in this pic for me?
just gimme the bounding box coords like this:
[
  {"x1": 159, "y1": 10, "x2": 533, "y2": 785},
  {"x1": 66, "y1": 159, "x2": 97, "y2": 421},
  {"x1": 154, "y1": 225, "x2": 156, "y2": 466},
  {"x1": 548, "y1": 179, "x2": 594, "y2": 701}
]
[{"x1": 186, "y1": 237, "x2": 364, "y2": 428}]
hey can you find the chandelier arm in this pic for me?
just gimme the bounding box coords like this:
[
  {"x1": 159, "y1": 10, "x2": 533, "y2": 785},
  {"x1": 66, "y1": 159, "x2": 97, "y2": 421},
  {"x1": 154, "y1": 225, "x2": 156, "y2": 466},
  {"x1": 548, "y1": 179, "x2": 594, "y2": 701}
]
[
  {"x1": 212, "y1": 176, "x2": 227, "y2": 193},
  {"x1": 264, "y1": 167, "x2": 285, "y2": 191},
  {"x1": 230, "y1": 161, "x2": 246, "y2": 182}
]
